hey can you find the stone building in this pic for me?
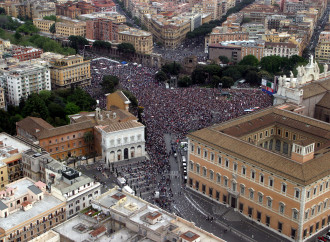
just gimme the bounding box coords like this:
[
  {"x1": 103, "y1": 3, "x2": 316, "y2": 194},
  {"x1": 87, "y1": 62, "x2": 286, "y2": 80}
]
[
  {"x1": 187, "y1": 106, "x2": 330, "y2": 241},
  {"x1": 0, "y1": 177, "x2": 66, "y2": 241}
]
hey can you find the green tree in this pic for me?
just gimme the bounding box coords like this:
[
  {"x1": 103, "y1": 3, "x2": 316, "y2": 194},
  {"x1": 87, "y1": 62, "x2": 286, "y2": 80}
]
[
  {"x1": 14, "y1": 31, "x2": 22, "y2": 41},
  {"x1": 220, "y1": 76, "x2": 234, "y2": 88},
  {"x1": 65, "y1": 102, "x2": 80, "y2": 115},
  {"x1": 219, "y1": 55, "x2": 230, "y2": 64},
  {"x1": 178, "y1": 76, "x2": 192, "y2": 87},
  {"x1": 245, "y1": 70, "x2": 261, "y2": 85},
  {"x1": 118, "y1": 42, "x2": 135, "y2": 54},
  {"x1": 211, "y1": 75, "x2": 221, "y2": 87},
  {"x1": 43, "y1": 15, "x2": 57, "y2": 21},
  {"x1": 22, "y1": 93, "x2": 49, "y2": 120},
  {"x1": 155, "y1": 71, "x2": 168, "y2": 82},
  {"x1": 49, "y1": 23, "x2": 56, "y2": 35},
  {"x1": 239, "y1": 55, "x2": 259, "y2": 67},
  {"x1": 191, "y1": 66, "x2": 207, "y2": 84},
  {"x1": 38, "y1": 90, "x2": 52, "y2": 103},
  {"x1": 101, "y1": 75, "x2": 119, "y2": 93},
  {"x1": 16, "y1": 21, "x2": 39, "y2": 35},
  {"x1": 68, "y1": 88, "x2": 96, "y2": 111},
  {"x1": 83, "y1": 131, "x2": 94, "y2": 157},
  {"x1": 260, "y1": 56, "x2": 283, "y2": 74},
  {"x1": 0, "y1": 7, "x2": 5, "y2": 15},
  {"x1": 68, "y1": 35, "x2": 89, "y2": 51},
  {"x1": 161, "y1": 62, "x2": 181, "y2": 76},
  {"x1": 122, "y1": 90, "x2": 138, "y2": 108},
  {"x1": 48, "y1": 102, "x2": 65, "y2": 119}
]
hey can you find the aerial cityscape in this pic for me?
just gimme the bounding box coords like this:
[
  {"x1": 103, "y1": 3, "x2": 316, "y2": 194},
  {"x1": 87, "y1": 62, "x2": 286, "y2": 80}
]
[{"x1": 0, "y1": 0, "x2": 329, "y2": 241}]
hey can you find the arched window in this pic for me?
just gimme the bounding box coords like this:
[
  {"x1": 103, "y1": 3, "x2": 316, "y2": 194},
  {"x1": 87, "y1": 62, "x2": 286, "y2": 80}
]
[
  {"x1": 279, "y1": 202, "x2": 285, "y2": 214},
  {"x1": 209, "y1": 170, "x2": 214, "y2": 180},
  {"x1": 216, "y1": 173, "x2": 221, "y2": 183}
]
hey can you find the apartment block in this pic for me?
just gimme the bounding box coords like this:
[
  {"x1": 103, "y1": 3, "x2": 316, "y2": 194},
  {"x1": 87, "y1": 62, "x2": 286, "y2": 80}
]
[
  {"x1": 117, "y1": 28, "x2": 153, "y2": 54},
  {"x1": 55, "y1": 19, "x2": 86, "y2": 37},
  {"x1": 315, "y1": 31, "x2": 330, "y2": 64},
  {"x1": 86, "y1": 18, "x2": 118, "y2": 41},
  {"x1": 0, "y1": 177, "x2": 66, "y2": 241},
  {"x1": 33, "y1": 19, "x2": 55, "y2": 33},
  {"x1": 45, "y1": 159, "x2": 101, "y2": 218},
  {"x1": 0, "y1": 63, "x2": 51, "y2": 106},
  {"x1": 11, "y1": 46, "x2": 43, "y2": 62},
  {"x1": 0, "y1": 87, "x2": 5, "y2": 110},
  {"x1": 187, "y1": 107, "x2": 330, "y2": 241},
  {"x1": 0, "y1": 133, "x2": 31, "y2": 184},
  {"x1": 49, "y1": 55, "x2": 91, "y2": 89},
  {"x1": 56, "y1": 1, "x2": 96, "y2": 19},
  {"x1": 264, "y1": 42, "x2": 299, "y2": 58}
]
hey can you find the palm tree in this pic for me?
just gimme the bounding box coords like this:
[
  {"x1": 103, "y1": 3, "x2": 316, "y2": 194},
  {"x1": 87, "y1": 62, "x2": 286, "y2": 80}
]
[{"x1": 83, "y1": 131, "x2": 94, "y2": 157}]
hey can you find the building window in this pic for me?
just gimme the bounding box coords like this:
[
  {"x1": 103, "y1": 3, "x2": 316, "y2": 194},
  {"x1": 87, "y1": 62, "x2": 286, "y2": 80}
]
[
  {"x1": 260, "y1": 173, "x2": 264, "y2": 184},
  {"x1": 281, "y1": 183, "x2": 287, "y2": 193},
  {"x1": 225, "y1": 159, "x2": 229, "y2": 168},
  {"x1": 218, "y1": 156, "x2": 222, "y2": 165},
  {"x1": 294, "y1": 189, "x2": 300, "y2": 199},
  {"x1": 224, "y1": 177, "x2": 228, "y2": 187},
  {"x1": 191, "y1": 144, "x2": 194, "y2": 152},
  {"x1": 251, "y1": 170, "x2": 255, "y2": 180},
  {"x1": 197, "y1": 147, "x2": 201, "y2": 155},
  {"x1": 204, "y1": 150, "x2": 208, "y2": 159},
  {"x1": 292, "y1": 209, "x2": 299, "y2": 220},
  {"x1": 196, "y1": 164, "x2": 200, "y2": 174},
  {"x1": 313, "y1": 187, "x2": 317, "y2": 195},
  {"x1": 279, "y1": 203, "x2": 285, "y2": 214},
  {"x1": 189, "y1": 161, "x2": 194, "y2": 171},
  {"x1": 233, "y1": 162, "x2": 237, "y2": 172},
  {"x1": 203, "y1": 167, "x2": 207, "y2": 177},
  {"x1": 242, "y1": 166, "x2": 246, "y2": 175},
  {"x1": 306, "y1": 190, "x2": 310, "y2": 198},
  {"x1": 249, "y1": 189, "x2": 254, "y2": 200},
  {"x1": 211, "y1": 153, "x2": 215, "y2": 161},
  {"x1": 258, "y1": 193, "x2": 263, "y2": 203},
  {"x1": 209, "y1": 170, "x2": 214, "y2": 180},
  {"x1": 267, "y1": 197, "x2": 272, "y2": 208},
  {"x1": 240, "y1": 185, "x2": 245, "y2": 195},
  {"x1": 304, "y1": 210, "x2": 309, "y2": 220},
  {"x1": 216, "y1": 173, "x2": 221, "y2": 183}
]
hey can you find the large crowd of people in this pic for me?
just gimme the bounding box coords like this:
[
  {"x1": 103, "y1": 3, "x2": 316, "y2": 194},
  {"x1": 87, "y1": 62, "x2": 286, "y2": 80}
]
[{"x1": 83, "y1": 56, "x2": 273, "y2": 209}]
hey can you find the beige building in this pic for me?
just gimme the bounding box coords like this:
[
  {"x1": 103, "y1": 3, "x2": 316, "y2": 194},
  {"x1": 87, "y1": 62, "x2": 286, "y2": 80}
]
[
  {"x1": 0, "y1": 177, "x2": 66, "y2": 241},
  {"x1": 50, "y1": 55, "x2": 91, "y2": 89},
  {"x1": 0, "y1": 87, "x2": 5, "y2": 110},
  {"x1": 0, "y1": 161, "x2": 8, "y2": 191},
  {"x1": 187, "y1": 106, "x2": 330, "y2": 241},
  {"x1": 118, "y1": 28, "x2": 153, "y2": 54},
  {"x1": 144, "y1": 14, "x2": 191, "y2": 49},
  {"x1": 33, "y1": 19, "x2": 55, "y2": 33},
  {"x1": 55, "y1": 20, "x2": 86, "y2": 37},
  {"x1": 315, "y1": 31, "x2": 330, "y2": 64}
]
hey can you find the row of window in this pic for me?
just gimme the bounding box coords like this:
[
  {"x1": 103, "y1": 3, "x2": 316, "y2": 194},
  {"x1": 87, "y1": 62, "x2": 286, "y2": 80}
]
[
  {"x1": 105, "y1": 134, "x2": 142, "y2": 146},
  {"x1": 47, "y1": 132, "x2": 87, "y2": 144},
  {"x1": 190, "y1": 160, "x2": 298, "y2": 198}
]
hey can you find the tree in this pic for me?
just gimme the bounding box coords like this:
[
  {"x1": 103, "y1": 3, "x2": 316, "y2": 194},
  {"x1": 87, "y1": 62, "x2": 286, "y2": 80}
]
[
  {"x1": 65, "y1": 102, "x2": 80, "y2": 115},
  {"x1": 67, "y1": 87, "x2": 96, "y2": 111},
  {"x1": 211, "y1": 75, "x2": 221, "y2": 87},
  {"x1": 68, "y1": 35, "x2": 89, "y2": 51},
  {"x1": 118, "y1": 42, "x2": 135, "y2": 54},
  {"x1": 220, "y1": 76, "x2": 234, "y2": 88},
  {"x1": 245, "y1": 70, "x2": 261, "y2": 85},
  {"x1": 191, "y1": 66, "x2": 207, "y2": 84},
  {"x1": 260, "y1": 56, "x2": 283, "y2": 74},
  {"x1": 122, "y1": 90, "x2": 138, "y2": 108},
  {"x1": 22, "y1": 93, "x2": 49, "y2": 120},
  {"x1": 83, "y1": 131, "x2": 94, "y2": 157},
  {"x1": 43, "y1": 15, "x2": 57, "y2": 21},
  {"x1": 16, "y1": 22, "x2": 39, "y2": 35},
  {"x1": 219, "y1": 55, "x2": 230, "y2": 64},
  {"x1": 49, "y1": 23, "x2": 56, "y2": 35},
  {"x1": 14, "y1": 31, "x2": 22, "y2": 41},
  {"x1": 155, "y1": 71, "x2": 168, "y2": 82},
  {"x1": 178, "y1": 76, "x2": 192, "y2": 87},
  {"x1": 38, "y1": 90, "x2": 52, "y2": 103},
  {"x1": 161, "y1": 62, "x2": 181, "y2": 76},
  {"x1": 239, "y1": 55, "x2": 259, "y2": 67},
  {"x1": 0, "y1": 7, "x2": 5, "y2": 15},
  {"x1": 101, "y1": 75, "x2": 119, "y2": 93},
  {"x1": 48, "y1": 102, "x2": 65, "y2": 119}
]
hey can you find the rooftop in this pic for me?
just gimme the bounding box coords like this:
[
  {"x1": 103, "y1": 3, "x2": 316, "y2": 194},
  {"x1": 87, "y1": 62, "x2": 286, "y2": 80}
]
[
  {"x1": 0, "y1": 179, "x2": 63, "y2": 231},
  {"x1": 0, "y1": 133, "x2": 30, "y2": 162},
  {"x1": 188, "y1": 107, "x2": 330, "y2": 185}
]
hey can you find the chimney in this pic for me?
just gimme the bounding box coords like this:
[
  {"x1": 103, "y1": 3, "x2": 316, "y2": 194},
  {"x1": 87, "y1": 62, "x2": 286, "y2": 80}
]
[{"x1": 291, "y1": 141, "x2": 315, "y2": 163}]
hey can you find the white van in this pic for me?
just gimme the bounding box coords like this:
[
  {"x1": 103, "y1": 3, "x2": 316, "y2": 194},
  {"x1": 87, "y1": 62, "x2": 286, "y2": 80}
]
[
  {"x1": 182, "y1": 156, "x2": 186, "y2": 162},
  {"x1": 117, "y1": 177, "x2": 126, "y2": 187},
  {"x1": 122, "y1": 185, "x2": 135, "y2": 196}
]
